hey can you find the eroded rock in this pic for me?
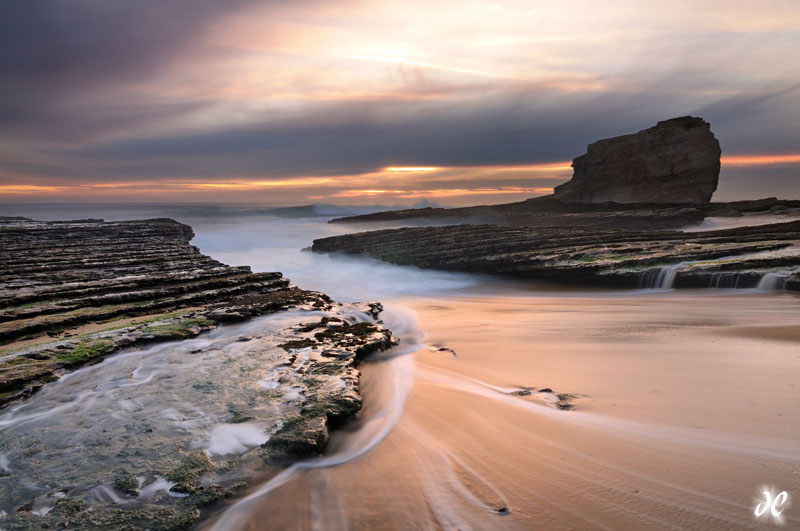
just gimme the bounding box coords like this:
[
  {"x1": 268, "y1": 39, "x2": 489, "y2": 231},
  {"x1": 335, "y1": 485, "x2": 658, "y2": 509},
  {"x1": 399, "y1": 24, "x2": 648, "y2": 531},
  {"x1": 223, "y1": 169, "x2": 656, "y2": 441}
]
[
  {"x1": 0, "y1": 218, "x2": 332, "y2": 407},
  {"x1": 0, "y1": 215, "x2": 396, "y2": 530},
  {"x1": 312, "y1": 221, "x2": 800, "y2": 290},
  {"x1": 554, "y1": 116, "x2": 721, "y2": 204}
]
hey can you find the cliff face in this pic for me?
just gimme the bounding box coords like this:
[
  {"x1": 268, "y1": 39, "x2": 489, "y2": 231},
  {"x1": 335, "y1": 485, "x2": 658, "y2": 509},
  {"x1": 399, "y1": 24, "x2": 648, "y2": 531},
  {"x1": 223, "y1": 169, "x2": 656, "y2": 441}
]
[{"x1": 554, "y1": 116, "x2": 721, "y2": 204}]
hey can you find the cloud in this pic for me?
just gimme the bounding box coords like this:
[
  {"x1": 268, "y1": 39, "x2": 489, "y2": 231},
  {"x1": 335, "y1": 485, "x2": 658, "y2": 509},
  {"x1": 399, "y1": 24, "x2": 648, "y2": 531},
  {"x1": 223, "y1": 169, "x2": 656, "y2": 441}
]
[
  {"x1": 16, "y1": 81, "x2": 794, "y2": 183},
  {"x1": 1, "y1": 0, "x2": 799, "y2": 203},
  {"x1": 0, "y1": 0, "x2": 277, "y2": 142}
]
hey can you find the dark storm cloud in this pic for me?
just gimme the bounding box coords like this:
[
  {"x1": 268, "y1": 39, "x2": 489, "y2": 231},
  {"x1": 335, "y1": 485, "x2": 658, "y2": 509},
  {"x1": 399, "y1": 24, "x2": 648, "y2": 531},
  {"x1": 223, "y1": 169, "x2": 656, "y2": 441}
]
[
  {"x1": 695, "y1": 82, "x2": 800, "y2": 154},
  {"x1": 21, "y1": 81, "x2": 797, "y2": 182},
  {"x1": 0, "y1": 0, "x2": 264, "y2": 140},
  {"x1": 0, "y1": 99, "x2": 211, "y2": 144},
  {"x1": 4, "y1": 94, "x2": 632, "y2": 179}
]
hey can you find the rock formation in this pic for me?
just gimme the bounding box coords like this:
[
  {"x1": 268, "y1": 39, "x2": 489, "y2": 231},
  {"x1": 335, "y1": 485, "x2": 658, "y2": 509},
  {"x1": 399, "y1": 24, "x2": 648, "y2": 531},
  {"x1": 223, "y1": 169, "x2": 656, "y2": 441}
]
[
  {"x1": 329, "y1": 196, "x2": 707, "y2": 230},
  {"x1": 328, "y1": 196, "x2": 800, "y2": 231},
  {"x1": 553, "y1": 116, "x2": 721, "y2": 204},
  {"x1": 312, "y1": 220, "x2": 800, "y2": 290},
  {"x1": 0, "y1": 216, "x2": 395, "y2": 530}
]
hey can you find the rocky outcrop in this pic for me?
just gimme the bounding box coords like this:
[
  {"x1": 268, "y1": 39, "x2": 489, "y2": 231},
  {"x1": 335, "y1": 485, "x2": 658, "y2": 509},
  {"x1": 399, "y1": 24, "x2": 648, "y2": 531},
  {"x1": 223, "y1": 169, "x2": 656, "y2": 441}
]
[
  {"x1": 1, "y1": 302, "x2": 394, "y2": 531},
  {"x1": 312, "y1": 220, "x2": 800, "y2": 290},
  {"x1": 0, "y1": 217, "x2": 288, "y2": 405},
  {"x1": 554, "y1": 116, "x2": 721, "y2": 204},
  {"x1": 0, "y1": 217, "x2": 396, "y2": 530},
  {"x1": 329, "y1": 196, "x2": 800, "y2": 231},
  {"x1": 0, "y1": 218, "x2": 393, "y2": 408},
  {"x1": 329, "y1": 196, "x2": 707, "y2": 230}
]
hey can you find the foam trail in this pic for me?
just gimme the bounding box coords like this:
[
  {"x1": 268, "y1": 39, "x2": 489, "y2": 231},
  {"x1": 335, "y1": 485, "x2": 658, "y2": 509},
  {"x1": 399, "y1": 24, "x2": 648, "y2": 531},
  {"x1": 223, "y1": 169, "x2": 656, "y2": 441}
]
[
  {"x1": 0, "y1": 391, "x2": 95, "y2": 430},
  {"x1": 209, "y1": 304, "x2": 421, "y2": 530},
  {"x1": 210, "y1": 353, "x2": 415, "y2": 530},
  {"x1": 139, "y1": 477, "x2": 181, "y2": 499},
  {"x1": 205, "y1": 423, "x2": 269, "y2": 456}
]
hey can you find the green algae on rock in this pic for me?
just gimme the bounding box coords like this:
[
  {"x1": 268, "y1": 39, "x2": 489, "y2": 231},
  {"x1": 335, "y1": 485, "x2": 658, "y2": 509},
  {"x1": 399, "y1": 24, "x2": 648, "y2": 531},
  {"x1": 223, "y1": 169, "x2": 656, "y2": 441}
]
[{"x1": 1, "y1": 303, "x2": 394, "y2": 530}]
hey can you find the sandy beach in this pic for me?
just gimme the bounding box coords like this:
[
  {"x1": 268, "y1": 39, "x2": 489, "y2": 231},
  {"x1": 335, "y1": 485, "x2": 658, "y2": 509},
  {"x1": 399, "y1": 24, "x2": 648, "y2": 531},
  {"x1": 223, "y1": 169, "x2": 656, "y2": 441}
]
[{"x1": 209, "y1": 289, "x2": 800, "y2": 530}]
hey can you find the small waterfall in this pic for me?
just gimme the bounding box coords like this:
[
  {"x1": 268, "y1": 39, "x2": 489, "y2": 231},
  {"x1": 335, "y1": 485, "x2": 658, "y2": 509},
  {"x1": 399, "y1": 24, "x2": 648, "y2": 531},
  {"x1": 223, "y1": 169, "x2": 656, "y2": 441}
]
[
  {"x1": 649, "y1": 262, "x2": 687, "y2": 289},
  {"x1": 756, "y1": 271, "x2": 791, "y2": 291},
  {"x1": 645, "y1": 263, "x2": 795, "y2": 291},
  {"x1": 708, "y1": 271, "x2": 749, "y2": 289}
]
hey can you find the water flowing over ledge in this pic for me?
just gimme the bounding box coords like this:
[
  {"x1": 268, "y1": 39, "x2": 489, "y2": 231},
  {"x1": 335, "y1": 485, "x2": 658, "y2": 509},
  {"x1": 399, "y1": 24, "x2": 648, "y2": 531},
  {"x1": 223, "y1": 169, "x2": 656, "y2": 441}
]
[
  {"x1": 638, "y1": 248, "x2": 799, "y2": 290},
  {"x1": 312, "y1": 221, "x2": 800, "y2": 291}
]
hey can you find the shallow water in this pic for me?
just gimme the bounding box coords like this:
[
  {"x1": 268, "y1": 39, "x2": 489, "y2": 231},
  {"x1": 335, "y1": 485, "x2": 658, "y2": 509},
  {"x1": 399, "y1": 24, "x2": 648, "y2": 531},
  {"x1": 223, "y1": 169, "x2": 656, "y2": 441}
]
[
  {"x1": 2, "y1": 204, "x2": 800, "y2": 529},
  {"x1": 0, "y1": 310, "x2": 339, "y2": 516}
]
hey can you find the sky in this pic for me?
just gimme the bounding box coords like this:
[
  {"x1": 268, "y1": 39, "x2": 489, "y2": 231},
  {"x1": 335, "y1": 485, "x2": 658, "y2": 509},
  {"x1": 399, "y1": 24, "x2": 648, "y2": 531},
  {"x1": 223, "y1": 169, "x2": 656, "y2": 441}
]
[{"x1": 1, "y1": 0, "x2": 799, "y2": 206}]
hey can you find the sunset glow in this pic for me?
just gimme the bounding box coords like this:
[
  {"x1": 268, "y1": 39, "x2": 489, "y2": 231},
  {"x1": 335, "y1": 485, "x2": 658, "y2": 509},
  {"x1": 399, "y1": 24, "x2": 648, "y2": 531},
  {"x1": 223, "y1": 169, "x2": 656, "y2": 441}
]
[
  {"x1": 3, "y1": 5, "x2": 800, "y2": 531},
  {"x1": 385, "y1": 167, "x2": 440, "y2": 172},
  {"x1": 1, "y1": 0, "x2": 798, "y2": 205},
  {"x1": 2, "y1": 153, "x2": 798, "y2": 204},
  {"x1": 721, "y1": 154, "x2": 800, "y2": 167},
  {"x1": 329, "y1": 186, "x2": 554, "y2": 198}
]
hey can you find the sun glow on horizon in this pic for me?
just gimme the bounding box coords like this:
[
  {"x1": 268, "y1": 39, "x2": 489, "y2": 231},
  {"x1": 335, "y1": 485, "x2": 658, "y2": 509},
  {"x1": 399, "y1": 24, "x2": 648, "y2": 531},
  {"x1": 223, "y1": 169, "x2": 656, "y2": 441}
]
[
  {"x1": 721, "y1": 154, "x2": 800, "y2": 166},
  {"x1": 2, "y1": 153, "x2": 797, "y2": 203},
  {"x1": 385, "y1": 166, "x2": 439, "y2": 172},
  {"x1": 329, "y1": 186, "x2": 554, "y2": 199}
]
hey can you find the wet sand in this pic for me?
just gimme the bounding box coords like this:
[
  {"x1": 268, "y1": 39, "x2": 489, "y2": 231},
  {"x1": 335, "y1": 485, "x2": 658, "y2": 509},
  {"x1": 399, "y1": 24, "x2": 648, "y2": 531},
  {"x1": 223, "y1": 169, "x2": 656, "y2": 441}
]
[{"x1": 207, "y1": 289, "x2": 800, "y2": 530}]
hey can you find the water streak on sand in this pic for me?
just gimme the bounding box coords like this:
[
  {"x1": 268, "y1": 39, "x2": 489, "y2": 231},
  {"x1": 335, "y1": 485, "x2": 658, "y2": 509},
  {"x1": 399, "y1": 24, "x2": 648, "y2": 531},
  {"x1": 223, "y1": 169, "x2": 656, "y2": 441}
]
[
  {"x1": 206, "y1": 291, "x2": 800, "y2": 530},
  {"x1": 206, "y1": 305, "x2": 421, "y2": 530}
]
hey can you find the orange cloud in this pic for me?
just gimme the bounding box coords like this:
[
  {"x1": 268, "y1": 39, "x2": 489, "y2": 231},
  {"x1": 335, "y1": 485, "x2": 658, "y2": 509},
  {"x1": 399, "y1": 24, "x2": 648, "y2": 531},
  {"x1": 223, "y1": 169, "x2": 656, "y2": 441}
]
[
  {"x1": 329, "y1": 186, "x2": 553, "y2": 198},
  {"x1": 462, "y1": 162, "x2": 572, "y2": 173},
  {"x1": 0, "y1": 179, "x2": 306, "y2": 197},
  {"x1": 0, "y1": 185, "x2": 79, "y2": 194},
  {"x1": 722, "y1": 154, "x2": 800, "y2": 167},
  {"x1": 385, "y1": 167, "x2": 439, "y2": 172},
  {"x1": 185, "y1": 177, "x2": 334, "y2": 189},
  {"x1": 4, "y1": 153, "x2": 796, "y2": 204}
]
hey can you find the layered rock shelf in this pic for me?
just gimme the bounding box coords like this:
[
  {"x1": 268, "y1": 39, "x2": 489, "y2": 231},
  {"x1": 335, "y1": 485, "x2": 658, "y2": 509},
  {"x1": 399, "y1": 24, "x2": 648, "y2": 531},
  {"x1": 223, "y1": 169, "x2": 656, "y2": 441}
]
[
  {"x1": 329, "y1": 196, "x2": 800, "y2": 231},
  {"x1": 0, "y1": 216, "x2": 396, "y2": 529},
  {"x1": 1, "y1": 217, "x2": 297, "y2": 405},
  {"x1": 312, "y1": 220, "x2": 800, "y2": 290}
]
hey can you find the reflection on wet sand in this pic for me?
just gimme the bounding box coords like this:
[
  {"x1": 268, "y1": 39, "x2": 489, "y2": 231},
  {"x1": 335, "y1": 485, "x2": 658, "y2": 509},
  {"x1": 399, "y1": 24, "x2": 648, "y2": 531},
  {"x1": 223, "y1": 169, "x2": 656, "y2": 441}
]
[{"x1": 206, "y1": 290, "x2": 800, "y2": 530}]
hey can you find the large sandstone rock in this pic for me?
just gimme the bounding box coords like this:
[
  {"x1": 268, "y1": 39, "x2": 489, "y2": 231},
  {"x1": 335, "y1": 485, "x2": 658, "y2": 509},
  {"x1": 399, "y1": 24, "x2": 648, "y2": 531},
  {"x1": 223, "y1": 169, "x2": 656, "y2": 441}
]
[{"x1": 554, "y1": 116, "x2": 721, "y2": 204}]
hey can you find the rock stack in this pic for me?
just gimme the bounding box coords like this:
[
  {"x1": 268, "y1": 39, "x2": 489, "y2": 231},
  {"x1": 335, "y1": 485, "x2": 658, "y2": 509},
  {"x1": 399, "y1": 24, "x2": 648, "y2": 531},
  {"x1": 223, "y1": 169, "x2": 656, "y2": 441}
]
[{"x1": 554, "y1": 116, "x2": 721, "y2": 204}]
